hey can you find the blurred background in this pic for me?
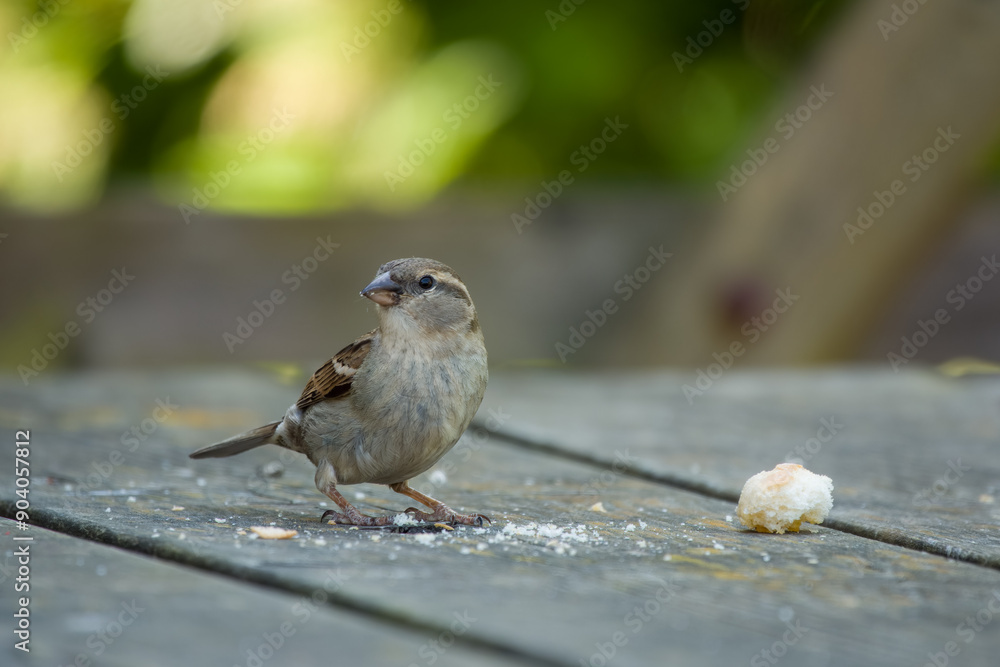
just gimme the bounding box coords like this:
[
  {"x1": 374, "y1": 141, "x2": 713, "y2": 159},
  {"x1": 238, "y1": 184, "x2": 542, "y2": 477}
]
[{"x1": 2, "y1": 0, "x2": 999, "y2": 379}]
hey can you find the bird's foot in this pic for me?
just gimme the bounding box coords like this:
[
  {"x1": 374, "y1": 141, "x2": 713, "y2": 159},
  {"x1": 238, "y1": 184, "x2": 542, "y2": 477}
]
[
  {"x1": 404, "y1": 505, "x2": 492, "y2": 527},
  {"x1": 320, "y1": 507, "x2": 396, "y2": 526}
]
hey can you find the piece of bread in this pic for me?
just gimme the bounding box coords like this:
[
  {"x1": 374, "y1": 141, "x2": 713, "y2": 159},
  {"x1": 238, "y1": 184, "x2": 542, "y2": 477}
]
[
  {"x1": 736, "y1": 463, "x2": 833, "y2": 534},
  {"x1": 249, "y1": 526, "x2": 298, "y2": 540}
]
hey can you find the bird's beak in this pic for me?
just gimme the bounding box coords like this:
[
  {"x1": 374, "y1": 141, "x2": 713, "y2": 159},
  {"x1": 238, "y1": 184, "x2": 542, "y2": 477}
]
[{"x1": 361, "y1": 271, "x2": 403, "y2": 306}]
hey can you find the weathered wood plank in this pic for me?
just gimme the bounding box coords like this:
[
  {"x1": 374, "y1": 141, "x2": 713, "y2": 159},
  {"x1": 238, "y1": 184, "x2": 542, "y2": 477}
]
[
  {"x1": 4, "y1": 370, "x2": 1000, "y2": 666},
  {"x1": 478, "y1": 368, "x2": 1000, "y2": 567},
  {"x1": 1, "y1": 526, "x2": 524, "y2": 667}
]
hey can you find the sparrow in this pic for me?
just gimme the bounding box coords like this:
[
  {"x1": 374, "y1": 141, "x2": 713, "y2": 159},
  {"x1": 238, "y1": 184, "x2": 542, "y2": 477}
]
[{"x1": 190, "y1": 258, "x2": 490, "y2": 526}]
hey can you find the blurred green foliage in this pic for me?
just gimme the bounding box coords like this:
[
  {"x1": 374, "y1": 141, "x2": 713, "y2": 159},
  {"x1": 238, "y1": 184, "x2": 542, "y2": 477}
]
[{"x1": 0, "y1": 0, "x2": 853, "y2": 214}]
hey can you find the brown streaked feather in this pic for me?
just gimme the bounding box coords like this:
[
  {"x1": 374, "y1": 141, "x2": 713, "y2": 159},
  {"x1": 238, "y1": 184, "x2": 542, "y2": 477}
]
[{"x1": 296, "y1": 330, "x2": 375, "y2": 410}]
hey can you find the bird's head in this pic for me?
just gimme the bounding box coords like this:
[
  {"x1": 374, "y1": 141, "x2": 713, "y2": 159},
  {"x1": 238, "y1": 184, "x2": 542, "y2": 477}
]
[{"x1": 361, "y1": 258, "x2": 480, "y2": 336}]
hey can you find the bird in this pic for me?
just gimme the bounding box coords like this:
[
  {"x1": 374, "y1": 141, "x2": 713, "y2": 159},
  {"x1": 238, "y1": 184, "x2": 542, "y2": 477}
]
[{"x1": 190, "y1": 258, "x2": 490, "y2": 526}]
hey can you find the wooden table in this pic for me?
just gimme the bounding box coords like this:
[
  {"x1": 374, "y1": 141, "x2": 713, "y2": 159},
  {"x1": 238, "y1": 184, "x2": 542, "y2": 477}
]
[{"x1": 3, "y1": 368, "x2": 999, "y2": 666}]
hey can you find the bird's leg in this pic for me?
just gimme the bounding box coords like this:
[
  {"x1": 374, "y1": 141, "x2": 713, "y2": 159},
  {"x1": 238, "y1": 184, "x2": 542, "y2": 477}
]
[
  {"x1": 389, "y1": 481, "x2": 491, "y2": 526},
  {"x1": 315, "y1": 460, "x2": 395, "y2": 526},
  {"x1": 319, "y1": 485, "x2": 396, "y2": 526}
]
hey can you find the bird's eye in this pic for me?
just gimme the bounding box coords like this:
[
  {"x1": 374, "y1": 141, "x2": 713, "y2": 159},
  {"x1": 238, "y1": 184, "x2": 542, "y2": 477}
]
[{"x1": 418, "y1": 275, "x2": 436, "y2": 290}]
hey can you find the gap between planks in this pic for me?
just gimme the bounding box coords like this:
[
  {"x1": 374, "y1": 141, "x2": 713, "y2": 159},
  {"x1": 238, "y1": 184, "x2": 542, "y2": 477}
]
[
  {"x1": 0, "y1": 503, "x2": 571, "y2": 667},
  {"x1": 477, "y1": 422, "x2": 1000, "y2": 572},
  {"x1": 5, "y1": 412, "x2": 994, "y2": 662}
]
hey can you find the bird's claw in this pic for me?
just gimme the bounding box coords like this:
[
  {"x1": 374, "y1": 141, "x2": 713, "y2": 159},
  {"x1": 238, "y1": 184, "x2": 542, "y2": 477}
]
[
  {"x1": 321, "y1": 505, "x2": 490, "y2": 527},
  {"x1": 320, "y1": 509, "x2": 350, "y2": 524},
  {"x1": 320, "y1": 508, "x2": 395, "y2": 526},
  {"x1": 405, "y1": 506, "x2": 492, "y2": 527}
]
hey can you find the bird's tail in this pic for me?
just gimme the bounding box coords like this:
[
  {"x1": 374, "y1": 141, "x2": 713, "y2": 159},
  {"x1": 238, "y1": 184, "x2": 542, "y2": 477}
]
[{"x1": 189, "y1": 421, "x2": 280, "y2": 459}]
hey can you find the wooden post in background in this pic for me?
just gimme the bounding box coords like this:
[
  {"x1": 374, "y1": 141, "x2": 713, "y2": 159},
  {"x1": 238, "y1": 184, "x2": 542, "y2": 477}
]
[{"x1": 617, "y1": 0, "x2": 1000, "y2": 366}]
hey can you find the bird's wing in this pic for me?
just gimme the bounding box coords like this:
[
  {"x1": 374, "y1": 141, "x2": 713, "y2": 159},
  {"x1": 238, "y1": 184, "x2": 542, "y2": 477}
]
[{"x1": 295, "y1": 330, "x2": 375, "y2": 410}]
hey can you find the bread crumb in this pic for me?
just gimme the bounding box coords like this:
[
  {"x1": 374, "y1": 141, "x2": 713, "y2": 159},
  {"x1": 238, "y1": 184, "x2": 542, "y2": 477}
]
[
  {"x1": 588, "y1": 502, "x2": 607, "y2": 513},
  {"x1": 736, "y1": 463, "x2": 833, "y2": 534},
  {"x1": 249, "y1": 526, "x2": 298, "y2": 540},
  {"x1": 393, "y1": 513, "x2": 419, "y2": 526}
]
